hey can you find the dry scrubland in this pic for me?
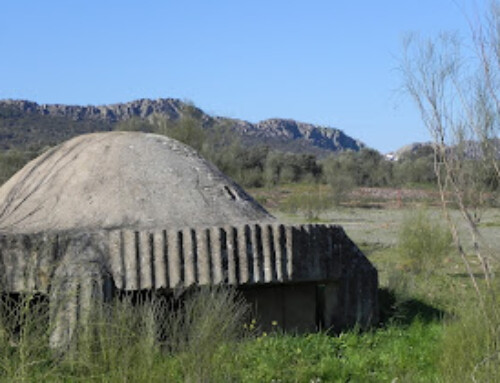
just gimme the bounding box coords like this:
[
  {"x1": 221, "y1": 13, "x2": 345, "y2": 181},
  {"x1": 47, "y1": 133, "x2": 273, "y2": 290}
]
[{"x1": 0, "y1": 184, "x2": 499, "y2": 381}]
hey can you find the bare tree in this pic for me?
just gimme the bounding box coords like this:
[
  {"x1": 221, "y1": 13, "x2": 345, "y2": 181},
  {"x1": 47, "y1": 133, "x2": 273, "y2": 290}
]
[
  {"x1": 401, "y1": 2, "x2": 499, "y2": 297},
  {"x1": 401, "y1": 6, "x2": 500, "y2": 379}
]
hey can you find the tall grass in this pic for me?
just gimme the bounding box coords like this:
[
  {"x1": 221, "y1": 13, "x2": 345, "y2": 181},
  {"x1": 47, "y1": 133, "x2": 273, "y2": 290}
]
[
  {"x1": 0, "y1": 287, "x2": 249, "y2": 382},
  {"x1": 161, "y1": 287, "x2": 249, "y2": 382},
  {"x1": 0, "y1": 284, "x2": 446, "y2": 382},
  {"x1": 438, "y1": 284, "x2": 500, "y2": 382},
  {"x1": 0, "y1": 294, "x2": 53, "y2": 381}
]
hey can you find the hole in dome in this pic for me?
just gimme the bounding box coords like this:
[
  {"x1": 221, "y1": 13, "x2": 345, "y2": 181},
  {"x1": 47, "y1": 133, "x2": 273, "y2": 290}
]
[{"x1": 223, "y1": 186, "x2": 238, "y2": 200}]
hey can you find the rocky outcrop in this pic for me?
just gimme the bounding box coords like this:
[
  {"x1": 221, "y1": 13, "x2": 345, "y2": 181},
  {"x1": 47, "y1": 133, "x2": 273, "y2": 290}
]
[
  {"x1": 0, "y1": 99, "x2": 365, "y2": 155},
  {"x1": 254, "y1": 119, "x2": 363, "y2": 152},
  {"x1": 0, "y1": 98, "x2": 188, "y2": 123}
]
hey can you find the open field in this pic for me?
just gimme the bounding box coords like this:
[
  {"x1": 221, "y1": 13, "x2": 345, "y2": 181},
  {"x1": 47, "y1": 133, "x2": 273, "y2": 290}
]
[
  {"x1": 259, "y1": 184, "x2": 500, "y2": 297},
  {"x1": 252, "y1": 184, "x2": 500, "y2": 257}
]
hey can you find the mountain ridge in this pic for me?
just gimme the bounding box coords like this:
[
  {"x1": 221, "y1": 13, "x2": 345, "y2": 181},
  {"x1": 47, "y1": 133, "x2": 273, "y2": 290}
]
[{"x1": 0, "y1": 98, "x2": 365, "y2": 155}]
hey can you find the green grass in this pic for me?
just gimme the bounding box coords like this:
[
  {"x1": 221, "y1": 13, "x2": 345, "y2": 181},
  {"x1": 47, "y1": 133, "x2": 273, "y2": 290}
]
[
  {"x1": 0, "y1": 304, "x2": 444, "y2": 382},
  {"x1": 232, "y1": 320, "x2": 442, "y2": 382}
]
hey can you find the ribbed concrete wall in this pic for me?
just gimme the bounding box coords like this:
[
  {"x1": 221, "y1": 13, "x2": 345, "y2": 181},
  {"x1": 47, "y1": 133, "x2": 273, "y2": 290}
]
[
  {"x1": 106, "y1": 224, "x2": 348, "y2": 291},
  {"x1": 0, "y1": 224, "x2": 369, "y2": 293}
]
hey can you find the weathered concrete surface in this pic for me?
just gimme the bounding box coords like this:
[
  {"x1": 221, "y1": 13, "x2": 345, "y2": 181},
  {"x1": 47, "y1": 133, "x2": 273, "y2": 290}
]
[
  {"x1": 0, "y1": 224, "x2": 375, "y2": 291},
  {"x1": 0, "y1": 131, "x2": 272, "y2": 233},
  {"x1": 0, "y1": 132, "x2": 378, "y2": 349},
  {"x1": 0, "y1": 224, "x2": 378, "y2": 339}
]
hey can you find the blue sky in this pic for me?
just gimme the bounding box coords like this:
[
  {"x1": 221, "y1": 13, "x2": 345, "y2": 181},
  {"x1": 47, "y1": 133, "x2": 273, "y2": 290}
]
[{"x1": 0, "y1": 1, "x2": 485, "y2": 153}]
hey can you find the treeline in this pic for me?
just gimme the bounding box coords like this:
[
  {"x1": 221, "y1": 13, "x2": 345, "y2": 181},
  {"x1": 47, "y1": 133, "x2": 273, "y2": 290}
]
[
  {"x1": 0, "y1": 112, "x2": 496, "y2": 201},
  {"x1": 0, "y1": 149, "x2": 43, "y2": 185},
  {"x1": 115, "y1": 113, "x2": 438, "y2": 190}
]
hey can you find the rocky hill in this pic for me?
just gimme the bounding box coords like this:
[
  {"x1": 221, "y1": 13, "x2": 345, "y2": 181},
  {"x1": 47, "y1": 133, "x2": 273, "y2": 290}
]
[
  {"x1": 0, "y1": 98, "x2": 365, "y2": 155},
  {"x1": 389, "y1": 139, "x2": 500, "y2": 162}
]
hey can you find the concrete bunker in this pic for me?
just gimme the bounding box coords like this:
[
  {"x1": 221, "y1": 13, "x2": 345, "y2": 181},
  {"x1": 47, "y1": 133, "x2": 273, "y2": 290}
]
[{"x1": 0, "y1": 131, "x2": 378, "y2": 348}]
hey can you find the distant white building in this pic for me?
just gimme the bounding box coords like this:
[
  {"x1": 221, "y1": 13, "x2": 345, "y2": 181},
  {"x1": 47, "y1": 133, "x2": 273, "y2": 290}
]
[{"x1": 384, "y1": 152, "x2": 397, "y2": 161}]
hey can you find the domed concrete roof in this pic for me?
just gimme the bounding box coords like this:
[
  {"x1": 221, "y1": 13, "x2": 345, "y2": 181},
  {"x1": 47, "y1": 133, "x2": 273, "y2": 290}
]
[{"x1": 0, "y1": 131, "x2": 273, "y2": 233}]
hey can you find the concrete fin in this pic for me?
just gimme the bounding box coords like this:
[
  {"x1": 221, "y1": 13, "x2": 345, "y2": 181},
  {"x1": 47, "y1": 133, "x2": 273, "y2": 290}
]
[
  {"x1": 226, "y1": 226, "x2": 238, "y2": 284},
  {"x1": 123, "y1": 230, "x2": 137, "y2": 290},
  {"x1": 153, "y1": 230, "x2": 167, "y2": 289},
  {"x1": 167, "y1": 230, "x2": 181, "y2": 288},
  {"x1": 182, "y1": 228, "x2": 196, "y2": 287},
  {"x1": 285, "y1": 226, "x2": 293, "y2": 280},
  {"x1": 236, "y1": 225, "x2": 249, "y2": 284},
  {"x1": 262, "y1": 224, "x2": 272, "y2": 282},
  {"x1": 138, "y1": 231, "x2": 152, "y2": 289},
  {"x1": 210, "y1": 227, "x2": 223, "y2": 284},
  {"x1": 196, "y1": 228, "x2": 210, "y2": 285},
  {"x1": 252, "y1": 224, "x2": 264, "y2": 283},
  {"x1": 108, "y1": 230, "x2": 123, "y2": 289},
  {"x1": 272, "y1": 224, "x2": 286, "y2": 282}
]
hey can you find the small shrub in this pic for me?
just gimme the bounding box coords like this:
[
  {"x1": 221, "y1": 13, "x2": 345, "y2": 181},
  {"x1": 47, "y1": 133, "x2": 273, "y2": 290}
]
[
  {"x1": 398, "y1": 210, "x2": 453, "y2": 274},
  {"x1": 327, "y1": 173, "x2": 355, "y2": 206}
]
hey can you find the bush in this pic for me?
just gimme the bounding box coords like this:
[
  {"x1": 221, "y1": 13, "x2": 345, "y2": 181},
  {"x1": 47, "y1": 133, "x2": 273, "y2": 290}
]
[
  {"x1": 326, "y1": 172, "x2": 355, "y2": 206},
  {"x1": 398, "y1": 210, "x2": 453, "y2": 273},
  {"x1": 280, "y1": 188, "x2": 335, "y2": 221}
]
